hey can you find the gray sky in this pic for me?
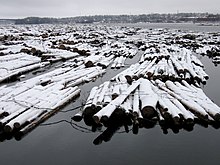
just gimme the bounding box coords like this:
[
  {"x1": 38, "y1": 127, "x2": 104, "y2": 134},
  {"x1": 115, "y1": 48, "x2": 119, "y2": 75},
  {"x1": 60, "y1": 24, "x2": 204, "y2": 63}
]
[{"x1": 0, "y1": 0, "x2": 220, "y2": 18}]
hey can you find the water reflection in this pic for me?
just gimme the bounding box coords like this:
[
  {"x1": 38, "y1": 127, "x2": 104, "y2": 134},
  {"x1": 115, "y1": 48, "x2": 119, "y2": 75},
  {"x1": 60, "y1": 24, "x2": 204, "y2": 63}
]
[
  {"x1": 1, "y1": 107, "x2": 220, "y2": 144},
  {"x1": 71, "y1": 110, "x2": 220, "y2": 145}
]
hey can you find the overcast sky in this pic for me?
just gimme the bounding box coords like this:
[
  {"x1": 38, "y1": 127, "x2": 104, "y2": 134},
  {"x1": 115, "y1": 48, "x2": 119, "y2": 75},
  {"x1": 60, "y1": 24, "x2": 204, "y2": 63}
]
[{"x1": 0, "y1": 0, "x2": 220, "y2": 18}]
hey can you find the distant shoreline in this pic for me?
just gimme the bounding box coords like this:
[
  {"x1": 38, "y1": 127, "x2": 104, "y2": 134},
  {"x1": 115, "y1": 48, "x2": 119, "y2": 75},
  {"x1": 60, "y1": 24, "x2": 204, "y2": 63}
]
[{"x1": 0, "y1": 13, "x2": 220, "y2": 25}]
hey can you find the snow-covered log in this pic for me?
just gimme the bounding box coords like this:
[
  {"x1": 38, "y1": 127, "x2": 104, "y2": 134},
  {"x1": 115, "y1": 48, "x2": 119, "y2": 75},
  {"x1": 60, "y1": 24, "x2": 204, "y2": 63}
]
[
  {"x1": 139, "y1": 78, "x2": 158, "y2": 118},
  {"x1": 93, "y1": 80, "x2": 140, "y2": 123}
]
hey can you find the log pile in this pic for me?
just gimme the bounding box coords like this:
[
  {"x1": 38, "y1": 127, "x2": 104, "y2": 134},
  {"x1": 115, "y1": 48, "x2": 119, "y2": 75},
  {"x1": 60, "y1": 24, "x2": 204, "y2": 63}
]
[
  {"x1": 0, "y1": 53, "x2": 49, "y2": 83},
  {"x1": 112, "y1": 46, "x2": 209, "y2": 84},
  {"x1": 77, "y1": 77, "x2": 220, "y2": 127},
  {"x1": 0, "y1": 24, "x2": 139, "y2": 83},
  {"x1": 0, "y1": 65, "x2": 105, "y2": 135},
  {"x1": 0, "y1": 24, "x2": 220, "y2": 141},
  {"x1": 76, "y1": 48, "x2": 220, "y2": 133}
]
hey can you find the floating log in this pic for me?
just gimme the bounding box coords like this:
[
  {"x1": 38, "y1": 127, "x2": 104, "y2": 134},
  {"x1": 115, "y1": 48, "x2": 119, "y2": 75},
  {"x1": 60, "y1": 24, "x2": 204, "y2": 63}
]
[
  {"x1": 97, "y1": 81, "x2": 110, "y2": 105},
  {"x1": 17, "y1": 88, "x2": 81, "y2": 137},
  {"x1": 139, "y1": 78, "x2": 158, "y2": 118},
  {"x1": 171, "y1": 57, "x2": 184, "y2": 74},
  {"x1": 93, "y1": 80, "x2": 140, "y2": 124},
  {"x1": 112, "y1": 83, "x2": 121, "y2": 99},
  {"x1": 161, "y1": 80, "x2": 209, "y2": 119},
  {"x1": 180, "y1": 81, "x2": 220, "y2": 121},
  {"x1": 83, "y1": 86, "x2": 99, "y2": 115},
  {"x1": 132, "y1": 87, "x2": 140, "y2": 117}
]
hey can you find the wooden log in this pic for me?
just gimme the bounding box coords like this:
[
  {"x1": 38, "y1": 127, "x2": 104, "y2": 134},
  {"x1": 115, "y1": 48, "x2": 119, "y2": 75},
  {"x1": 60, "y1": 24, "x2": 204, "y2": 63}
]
[
  {"x1": 175, "y1": 81, "x2": 215, "y2": 118},
  {"x1": 90, "y1": 85, "x2": 104, "y2": 108},
  {"x1": 103, "y1": 86, "x2": 112, "y2": 105},
  {"x1": 193, "y1": 63, "x2": 209, "y2": 80},
  {"x1": 17, "y1": 88, "x2": 81, "y2": 137},
  {"x1": 132, "y1": 87, "x2": 140, "y2": 116},
  {"x1": 184, "y1": 72, "x2": 191, "y2": 83},
  {"x1": 120, "y1": 98, "x2": 132, "y2": 114},
  {"x1": 181, "y1": 81, "x2": 220, "y2": 121},
  {"x1": 163, "y1": 80, "x2": 209, "y2": 119},
  {"x1": 13, "y1": 109, "x2": 45, "y2": 130},
  {"x1": 5, "y1": 87, "x2": 80, "y2": 132},
  {"x1": 97, "y1": 81, "x2": 110, "y2": 105},
  {"x1": 97, "y1": 55, "x2": 114, "y2": 68},
  {"x1": 167, "y1": 59, "x2": 176, "y2": 81},
  {"x1": 139, "y1": 78, "x2": 158, "y2": 118},
  {"x1": 0, "y1": 101, "x2": 24, "y2": 117},
  {"x1": 119, "y1": 83, "x2": 131, "y2": 114},
  {"x1": 112, "y1": 63, "x2": 139, "y2": 82},
  {"x1": 157, "y1": 99, "x2": 172, "y2": 120},
  {"x1": 112, "y1": 83, "x2": 121, "y2": 100},
  {"x1": 170, "y1": 96, "x2": 194, "y2": 124},
  {"x1": 147, "y1": 64, "x2": 157, "y2": 78},
  {"x1": 171, "y1": 57, "x2": 184, "y2": 74},
  {"x1": 140, "y1": 58, "x2": 157, "y2": 77},
  {"x1": 0, "y1": 107, "x2": 28, "y2": 127},
  {"x1": 93, "y1": 80, "x2": 140, "y2": 124},
  {"x1": 191, "y1": 55, "x2": 204, "y2": 68},
  {"x1": 135, "y1": 60, "x2": 150, "y2": 76}
]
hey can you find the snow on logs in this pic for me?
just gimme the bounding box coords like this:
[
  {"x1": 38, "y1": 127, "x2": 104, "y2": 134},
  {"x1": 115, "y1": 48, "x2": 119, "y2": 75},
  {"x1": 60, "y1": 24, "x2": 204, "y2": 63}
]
[
  {"x1": 79, "y1": 44, "x2": 220, "y2": 126},
  {"x1": 0, "y1": 53, "x2": 48, "y2": 83},
  {"x1": 80, "y1": 77, "x2": 220, "y2": 127},
  {"x1": 0, "y1": 65, "x2": 106, "y2": 133},
  {"x1": 117, "y1": 47, "x2": 209, "y2": 84}
]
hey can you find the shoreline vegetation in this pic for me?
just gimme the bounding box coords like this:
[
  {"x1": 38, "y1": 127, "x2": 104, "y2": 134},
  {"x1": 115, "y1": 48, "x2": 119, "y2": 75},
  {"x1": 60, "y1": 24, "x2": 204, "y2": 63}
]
[
  {"x1": 0, "y1": 23, "x2": 220, "y2": 142},
  {"x1": 0, "y1": 13, "x2": 220, "y2": 25}
]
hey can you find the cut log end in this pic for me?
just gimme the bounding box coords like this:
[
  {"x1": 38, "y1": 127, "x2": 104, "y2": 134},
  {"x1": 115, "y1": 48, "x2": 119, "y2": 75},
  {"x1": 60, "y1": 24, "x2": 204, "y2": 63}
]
[
  {"x1": 14, "y1": 122, "x2": 21, "y2": 129},
  {"x1": 213, "y1": 113, "x2": 220, "y2": 122},
  {"x1": 159, "y1": 119, "x2": 166, "y2": 126},
  {"x1": 93, "y1": 115, "x2": 100, "y2": 124},
  {"x1": 173, "y1": 116, "x2": 180, "y2": 125},
  {"x1": 4, "y1": 125, "x2": 13, "y2": 133},
  {"x1": 141, "y1": 106, "x2": 157, "y2": 119},
  {"x1": 100, "y1": 116, "x2": 109, "y2": 124},
  {"x1": 185, "y1": 118, "x2": 194, "y2": 125}
]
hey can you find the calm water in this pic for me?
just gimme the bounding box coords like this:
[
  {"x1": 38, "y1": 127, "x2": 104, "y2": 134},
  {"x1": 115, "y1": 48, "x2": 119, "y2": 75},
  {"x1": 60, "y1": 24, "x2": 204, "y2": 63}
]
[{"x1": 0, "y1": 23, "x2": 220, "y2": 165}]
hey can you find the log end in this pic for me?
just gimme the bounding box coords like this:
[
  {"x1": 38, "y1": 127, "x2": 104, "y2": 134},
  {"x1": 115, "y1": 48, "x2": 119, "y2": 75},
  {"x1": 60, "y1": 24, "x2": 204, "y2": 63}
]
[
  {"x1": 85, "y1": 61, "x2": 94, "y2": 68},
  {"x1": 14, "y1": 122, "x2": 21, "y2": 129},
  {"x1": 93, "y1": 115, "x2": 101, "y2": 124},
  {"x1": 100, "y1": 116, "x2": 109, "y2": 124},
  {"x1": 213, "y1": 113, "x2": 220, "y2": 122},
  {"x1": 141, "y1": 106, "x2": 157, "y2": 119},
  {"x1": 173, "y1": 116, "x2": 180, "y2": 125},
  {"x1": 185, "y1": 118, "x2": 194, "y2": 125},
  {"x1": 163, "y1": 112, "x2": 171, "y2": 120},
  {"x1": 4, "y1": 125, "x2": 13, "y2": 133},
  {"x1": 159, "y1": 119, "x2": 166, "y2": 126},
  {"x1": 83, "y1": 106, "x2": 95, "y2": 116}
]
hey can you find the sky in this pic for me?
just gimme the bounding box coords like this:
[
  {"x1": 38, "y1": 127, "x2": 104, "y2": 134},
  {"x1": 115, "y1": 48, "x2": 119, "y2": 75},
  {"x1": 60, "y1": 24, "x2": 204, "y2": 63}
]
[{"x1": 0, "y1": 0, "x2": 220, "y2": 19}]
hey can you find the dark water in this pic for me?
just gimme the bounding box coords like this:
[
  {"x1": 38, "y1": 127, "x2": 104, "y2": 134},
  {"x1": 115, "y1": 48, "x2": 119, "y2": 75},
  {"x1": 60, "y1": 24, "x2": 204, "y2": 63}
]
[{"x1": 1, "y1": 23, "x2": 220, "y2": 165}]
